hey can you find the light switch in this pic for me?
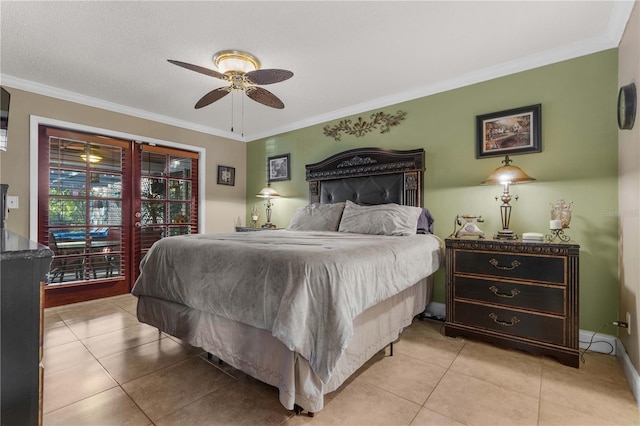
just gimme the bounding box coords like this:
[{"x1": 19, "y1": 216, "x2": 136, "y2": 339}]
[{"x1": 7, "y1": 196, "x2": 18, "y2": 209}]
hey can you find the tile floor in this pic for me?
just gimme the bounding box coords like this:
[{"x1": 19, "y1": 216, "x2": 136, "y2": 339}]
[{"x1": 42, "y1": 294, "x2": 639, "y2": 426}]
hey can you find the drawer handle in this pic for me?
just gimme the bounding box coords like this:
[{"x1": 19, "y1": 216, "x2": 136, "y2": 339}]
[
  {"x1": 489, "y1": 258, "x2": 521, "y2": 271},
  {"x1": 489, "y1": 313, "x2": 520, "y2": 327},
  {"x1": 489, "y1": 286, "x2": 520, "y2": 298}
]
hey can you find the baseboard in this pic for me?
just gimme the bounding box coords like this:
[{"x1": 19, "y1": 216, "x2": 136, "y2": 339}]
[
  {"x1": 579, "y1": 329, "x2": 617, "y2": 355},
  {"x1": 616, "y1": 339, "x2": 640, "y2": 407},
  {"x1": 422, "y1": 301, "x2": 446, "y2": 321}
]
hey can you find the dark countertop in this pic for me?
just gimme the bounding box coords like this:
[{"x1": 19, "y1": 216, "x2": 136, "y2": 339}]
[{"x1": 0, "y1": 229, "x2": 53, "y2": 260}]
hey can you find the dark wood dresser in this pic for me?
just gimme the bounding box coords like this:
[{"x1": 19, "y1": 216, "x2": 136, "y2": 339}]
[
  {"x1": 444, "y1": 238, "x2": 580, "y2": 367},
  {"x1": 1, "y1": 230, "x2": 53, "y2": 425}
]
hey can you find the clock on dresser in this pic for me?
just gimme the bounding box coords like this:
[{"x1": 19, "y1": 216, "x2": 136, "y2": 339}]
[{"x1": 444, "y1": 238, "x2": 580, "y2": 367}]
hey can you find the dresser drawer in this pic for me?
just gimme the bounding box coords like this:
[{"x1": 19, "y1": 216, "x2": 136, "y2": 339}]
[
  {"x1": 453, "y1": 301, "x2": 565, "y2": 346},
  {"x1": 454, "y1": 250, "x2": 566, "y2": 284},
  {"x1": 454, "y1": 276, "x2": 565, "y2": 315}
]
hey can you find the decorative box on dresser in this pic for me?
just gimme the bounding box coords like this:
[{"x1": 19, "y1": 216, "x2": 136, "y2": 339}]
[
  {"x1": 444, "y1": 238, "x2": 580, "y2": 367},
  {"x1": 1, "y1": 230, "x2": 53, "y2": 425}
]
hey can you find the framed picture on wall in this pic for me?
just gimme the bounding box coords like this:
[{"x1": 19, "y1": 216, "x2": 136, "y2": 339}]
[
  {"x1": 476, "y1": 104, "x2": 542, "y2": 158},
  {"x1": 268, "y1": 153, "x2": 290, "y2": 182},
  {"x1": 217, "y1": 165, "x2": 235, "y2": 186}
]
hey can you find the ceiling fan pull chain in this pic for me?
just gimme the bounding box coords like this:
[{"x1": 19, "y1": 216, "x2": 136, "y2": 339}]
[{"x1": 230, "y1": 90, "x2": 234, "y2": 133}]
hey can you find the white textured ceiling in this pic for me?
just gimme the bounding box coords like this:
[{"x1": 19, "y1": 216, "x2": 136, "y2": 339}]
[{"x1": 0, "y1": 1, "x2": 634, "y2": 142}]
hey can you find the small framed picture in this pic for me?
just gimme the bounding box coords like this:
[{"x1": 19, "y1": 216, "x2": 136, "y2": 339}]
[
  {"x1": 268, "y1": 153, "x2": 290, "y2": 182},
  {"x1": 217, "y1": 165, "x2": 235, "y2": 186},
  {"x1": 476, "y1": 104, "x2": 542, "y2": 158}
]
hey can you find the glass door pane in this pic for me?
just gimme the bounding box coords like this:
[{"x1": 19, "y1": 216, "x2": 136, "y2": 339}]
[
  {"x1": 47, "y1": 138, "x2": 125, "y2": 284},
  {"x1": 139, "y1": 148, "x2": 198, "y2": 257}
]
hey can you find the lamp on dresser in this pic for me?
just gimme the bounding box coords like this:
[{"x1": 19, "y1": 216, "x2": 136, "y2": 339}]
[
  {"x1": 482, "y1": 155, "x2": 535, "y2": 239},
  {"x1": 256, "y1": 184, "x2": 280, "y2": 228}
]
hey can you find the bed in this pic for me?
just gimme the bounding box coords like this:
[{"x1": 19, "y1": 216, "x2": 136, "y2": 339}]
[{"x1": 131, "y1": 147, "x2": 443, "y2": 414}]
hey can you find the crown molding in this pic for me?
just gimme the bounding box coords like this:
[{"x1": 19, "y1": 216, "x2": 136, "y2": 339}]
[
  {"x1": 249, "y1": 2, "x2": 634, "y2": 142},
  {"x1": 248, "y1": 32, "x2": 619, "y2": 142},
  {"x1": 2, "y1": 1, "x2": 632, "y2": 144},
  {"x1": 605, "y1": 0, "x2": 637, "y2": 45},
  {"x1": 0, "y1": 74, "x2": 245, "y2": 142}
]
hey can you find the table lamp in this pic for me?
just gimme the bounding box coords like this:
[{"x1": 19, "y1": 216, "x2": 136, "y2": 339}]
[
  {"x1": 482, "y1": 155, "x2": 535, "y2": 239},
  {"x1": 256, "y1": 184, "x2": 280, "y2": 228}
]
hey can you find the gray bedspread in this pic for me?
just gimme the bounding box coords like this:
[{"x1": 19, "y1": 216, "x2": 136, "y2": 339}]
[{"x1": 131, "y1": 230, "x2": 443, "y2": 383}]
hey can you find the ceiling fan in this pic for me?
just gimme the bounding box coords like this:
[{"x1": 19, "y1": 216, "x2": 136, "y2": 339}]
[{"x1": 168, "y1": 50, "x2": 293, "y2": 109}]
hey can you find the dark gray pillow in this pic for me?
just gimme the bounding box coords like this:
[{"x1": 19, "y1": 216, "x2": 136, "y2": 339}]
[
  {"x1": 287, "y1": 202, "x2": 346, "y2": 232},
  {"x1": 417, "y1": 208, "x2": 435, "y2": 234},
  {"x1": 338, "y1": 200, "x2": 422, "y2": 236}
]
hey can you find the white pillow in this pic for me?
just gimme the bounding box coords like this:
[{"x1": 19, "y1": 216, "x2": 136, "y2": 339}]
[
  {"x1": 287, "y1": 202, "x2": 345, "y2": 232},
  {"x1": 338, "y1": 200, "x2": 422, "y2": 236}
]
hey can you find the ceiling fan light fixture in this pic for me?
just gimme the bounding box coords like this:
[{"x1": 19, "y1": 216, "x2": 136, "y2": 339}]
[
  {"x1": 80, "y1": 153, "x2": 102, "y2": 163},
  {"x1": 213, "y1": 50, "x2": 260, "y2": 75},
  {"x1": 81, "y1": 146, "x2": 103, "y2": 163}
]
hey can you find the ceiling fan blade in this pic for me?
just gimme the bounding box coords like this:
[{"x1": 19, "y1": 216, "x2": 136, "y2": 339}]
[
  {"x1": 246, "y1": 87, "x2": 285, "y2": 109},
  {"x1": 167, "y1": 59, "x2": 227, "y2": 81},
  {"x1": 245, "y1": 69, "x2": 293, "y2": 85},
  {"x1": 195, "y1": 87, "x2": 230, "y2": 109}
]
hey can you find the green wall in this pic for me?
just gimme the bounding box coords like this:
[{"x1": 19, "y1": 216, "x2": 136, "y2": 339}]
[{"x1": 247, "y1": 49, "x2": 619, "y2": 332}]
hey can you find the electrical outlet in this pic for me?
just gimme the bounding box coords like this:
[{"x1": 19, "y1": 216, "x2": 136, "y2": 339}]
[
  {"x1": 626, "y1": 312, "x2": 631, "y2": 335},
  {"x1": 6, "y1": 196, "x2": 18, "y2": 209}
]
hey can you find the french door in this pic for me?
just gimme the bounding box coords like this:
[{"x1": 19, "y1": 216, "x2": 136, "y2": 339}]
[
  {"x1": 135, "y1": 144, "x2": 199, "y2": 264},
  {"x1": 38, "y1": 126, "x2": 198, "y2": 307}
]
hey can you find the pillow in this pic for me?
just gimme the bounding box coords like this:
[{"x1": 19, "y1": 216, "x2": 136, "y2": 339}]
[
  {"x1": 338, "y1": 200, "x2": 422, "y2": 236},
  {"x1": 287, "y1": 202, "x2": 345, "y2": 232},
  {"x1": 417, "y1": 208, "x2": 435, "y2": 234}
]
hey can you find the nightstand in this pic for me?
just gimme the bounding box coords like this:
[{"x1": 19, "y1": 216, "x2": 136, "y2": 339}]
[
  {"x1": 444, "y1": 238, "x2": 580, "y2": 367},
  {"x1": 235, "y1": 227, "x2": 281, "y2": 232}
]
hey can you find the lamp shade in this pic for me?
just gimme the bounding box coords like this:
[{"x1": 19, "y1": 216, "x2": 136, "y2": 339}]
[
  {"x1": 256, "y1": 185, "x2": 280, "y2": 198},
  {"x1": 482, "y1": 155, "x2": 535, "y2": 185}
]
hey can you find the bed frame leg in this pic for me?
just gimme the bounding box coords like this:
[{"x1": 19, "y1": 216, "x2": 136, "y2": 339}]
[
  {"x1": 293, "y1": 404, "x2": 314, "y2": 417},
  {"x1": 389, "y1": 342, "x2": 394, "y2": 356},
  {"x1": 206, "y1": 352, "x2": 225, "y2": 365}
]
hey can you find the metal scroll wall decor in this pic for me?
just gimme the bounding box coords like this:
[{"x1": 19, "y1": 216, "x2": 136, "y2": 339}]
[{"x1": 323, "y1": 110, "x2": 407, "y2": 141}]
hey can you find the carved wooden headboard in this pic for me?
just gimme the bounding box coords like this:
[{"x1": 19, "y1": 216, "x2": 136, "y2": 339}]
[{"x1": 305, "y1": 147, "x2": 425, "y2": 207}]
